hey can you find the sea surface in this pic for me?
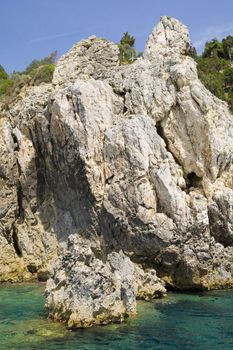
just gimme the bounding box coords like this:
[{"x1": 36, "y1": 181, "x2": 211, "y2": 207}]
[{"x1": 0, "y1": 283, "x2": 233, "y2": 350}]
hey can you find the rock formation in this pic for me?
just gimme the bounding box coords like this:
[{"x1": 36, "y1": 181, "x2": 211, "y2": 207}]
[
  {"x1": 45, "y1": 235, "x2": 166, "y2": 328},
  {"x1": 0, "y1": 16, "x2": 233, "y2": 327}
]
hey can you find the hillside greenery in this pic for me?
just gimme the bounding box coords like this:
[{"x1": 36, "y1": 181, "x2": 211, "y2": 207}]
[
  {"x1": 0, "y1": 51, "x2": 56, "y2": 107},
  {"x1": 196, "y1": 36, "x2": 233, "y2": 111}
]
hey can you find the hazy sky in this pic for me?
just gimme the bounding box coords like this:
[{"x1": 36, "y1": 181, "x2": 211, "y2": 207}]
[{"x1": 1, "y1": 0, "x2": 233, "y2": 73}]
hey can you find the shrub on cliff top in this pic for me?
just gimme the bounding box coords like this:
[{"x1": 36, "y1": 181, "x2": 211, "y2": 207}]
[
  {"x1": 0, "y1": 78, "x2": 13, "y2": 96},
  {"x1": 0, "y1": 65, "x2": 9, "y2": 81},
  {"x1": 119, "y1": 32, "x2": 137, "y2": 64},
  {"x1": 29, "y1": 64, "x2": 55, "y2": 85},
  {"x1": 0, "y1": 52, "x2": 57, "y2": 107},
  {"x1": 23, "y1": 51, "x2": 57, "y2": 75}
]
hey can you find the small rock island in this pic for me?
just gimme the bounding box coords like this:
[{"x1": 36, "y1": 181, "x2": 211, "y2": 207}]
[{"x1": 0, "y1": 16, "x2": 233, "y2": 328}]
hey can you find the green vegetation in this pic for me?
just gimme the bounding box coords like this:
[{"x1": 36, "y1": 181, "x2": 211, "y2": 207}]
[
  {"x1": 119, "y1": 32, "x2": 137, "y2": 64},
  {"x1": 196, "y1": 36, "x2": 233, "y2": 111},
  {"x1": 23, "y1": 50, "x2": 57, "y2": 75},
  {"x1": 0, "y1": 65, "x2": 9, "y2": 80},
  {"x1": 28, "y1": 63, "x2": 55, "y2": 85},
  {"x1": 0, "y1": 78, "x2": 13, "y2": 96},
  {"x1": 0, "y1": 51, "x2": 56, "y2": 107}
]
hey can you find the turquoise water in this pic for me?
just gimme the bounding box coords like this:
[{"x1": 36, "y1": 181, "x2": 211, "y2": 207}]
[{"x1": 0, "y1": 284, "x2": 233, "y2": 349}]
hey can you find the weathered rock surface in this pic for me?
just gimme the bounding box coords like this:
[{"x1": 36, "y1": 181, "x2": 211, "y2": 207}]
[
  {"x1": 53, "y1": 36, "x2": 119, "y2": 85},
  {"x1": 0, "y1": 86, "x2": 58, "y2": 281},
  {"x1": 45, "y1": 234, "x2": 165, "y2": 328},
  {"x1": 1, "y1": 16, "x2": 233, "y2": 326}
]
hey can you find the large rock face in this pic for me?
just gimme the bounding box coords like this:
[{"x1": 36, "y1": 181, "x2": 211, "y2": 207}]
[
  {"x1": 0, "y1": 86, "x2": 58, "y2": 281},
  {"x1": 1, "y1": 16, "x2": 233, "y2": 326}
]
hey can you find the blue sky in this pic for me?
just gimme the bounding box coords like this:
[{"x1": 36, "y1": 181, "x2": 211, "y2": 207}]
[{"x1": 1, "y1": 0, "x2": 233, "y2": 73}]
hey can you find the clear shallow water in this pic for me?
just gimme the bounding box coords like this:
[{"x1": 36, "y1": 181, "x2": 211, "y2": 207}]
[{"x1": 1, "y1": 284, "x2": 233, "y2": 350}]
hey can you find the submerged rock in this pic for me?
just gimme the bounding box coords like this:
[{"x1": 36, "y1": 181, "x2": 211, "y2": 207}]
[{"x1": 1, "y1": 16, "x2": 233, "y2": 326}]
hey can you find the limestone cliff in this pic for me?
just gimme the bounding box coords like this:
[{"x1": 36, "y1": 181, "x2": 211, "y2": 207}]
[{"x1": 1, "y1": 16, "x2": 233, "y2": 327}]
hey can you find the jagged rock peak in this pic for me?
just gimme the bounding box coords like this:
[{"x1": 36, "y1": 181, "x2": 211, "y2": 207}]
[
  {"x1": 144, "y1": 16, "x2": 190, "y2": 60},
  {"x1": 53, "y1": 36, "x2": 120, "y2": 85},
  {"x1": 53, "y1": 16, "x2": 190, "y2": 87}
]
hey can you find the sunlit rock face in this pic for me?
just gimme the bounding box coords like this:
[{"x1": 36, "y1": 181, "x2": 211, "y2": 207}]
[{"x1": 1, "y1": 16, "x2": 233, "y2": 326}]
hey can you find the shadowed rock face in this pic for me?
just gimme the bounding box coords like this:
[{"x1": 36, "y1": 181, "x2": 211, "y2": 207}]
[{"x1": 1, "y1": 16, "x2": 233, "y2": 326}]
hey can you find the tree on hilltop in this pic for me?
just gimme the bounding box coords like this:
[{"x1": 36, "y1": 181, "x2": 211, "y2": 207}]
[
  {"x1": 119, "y1": 32, "x2": 137, "y2": 64},
  {"x1": 202, "y1": 38, "x2": 224, "y2": 58}
]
